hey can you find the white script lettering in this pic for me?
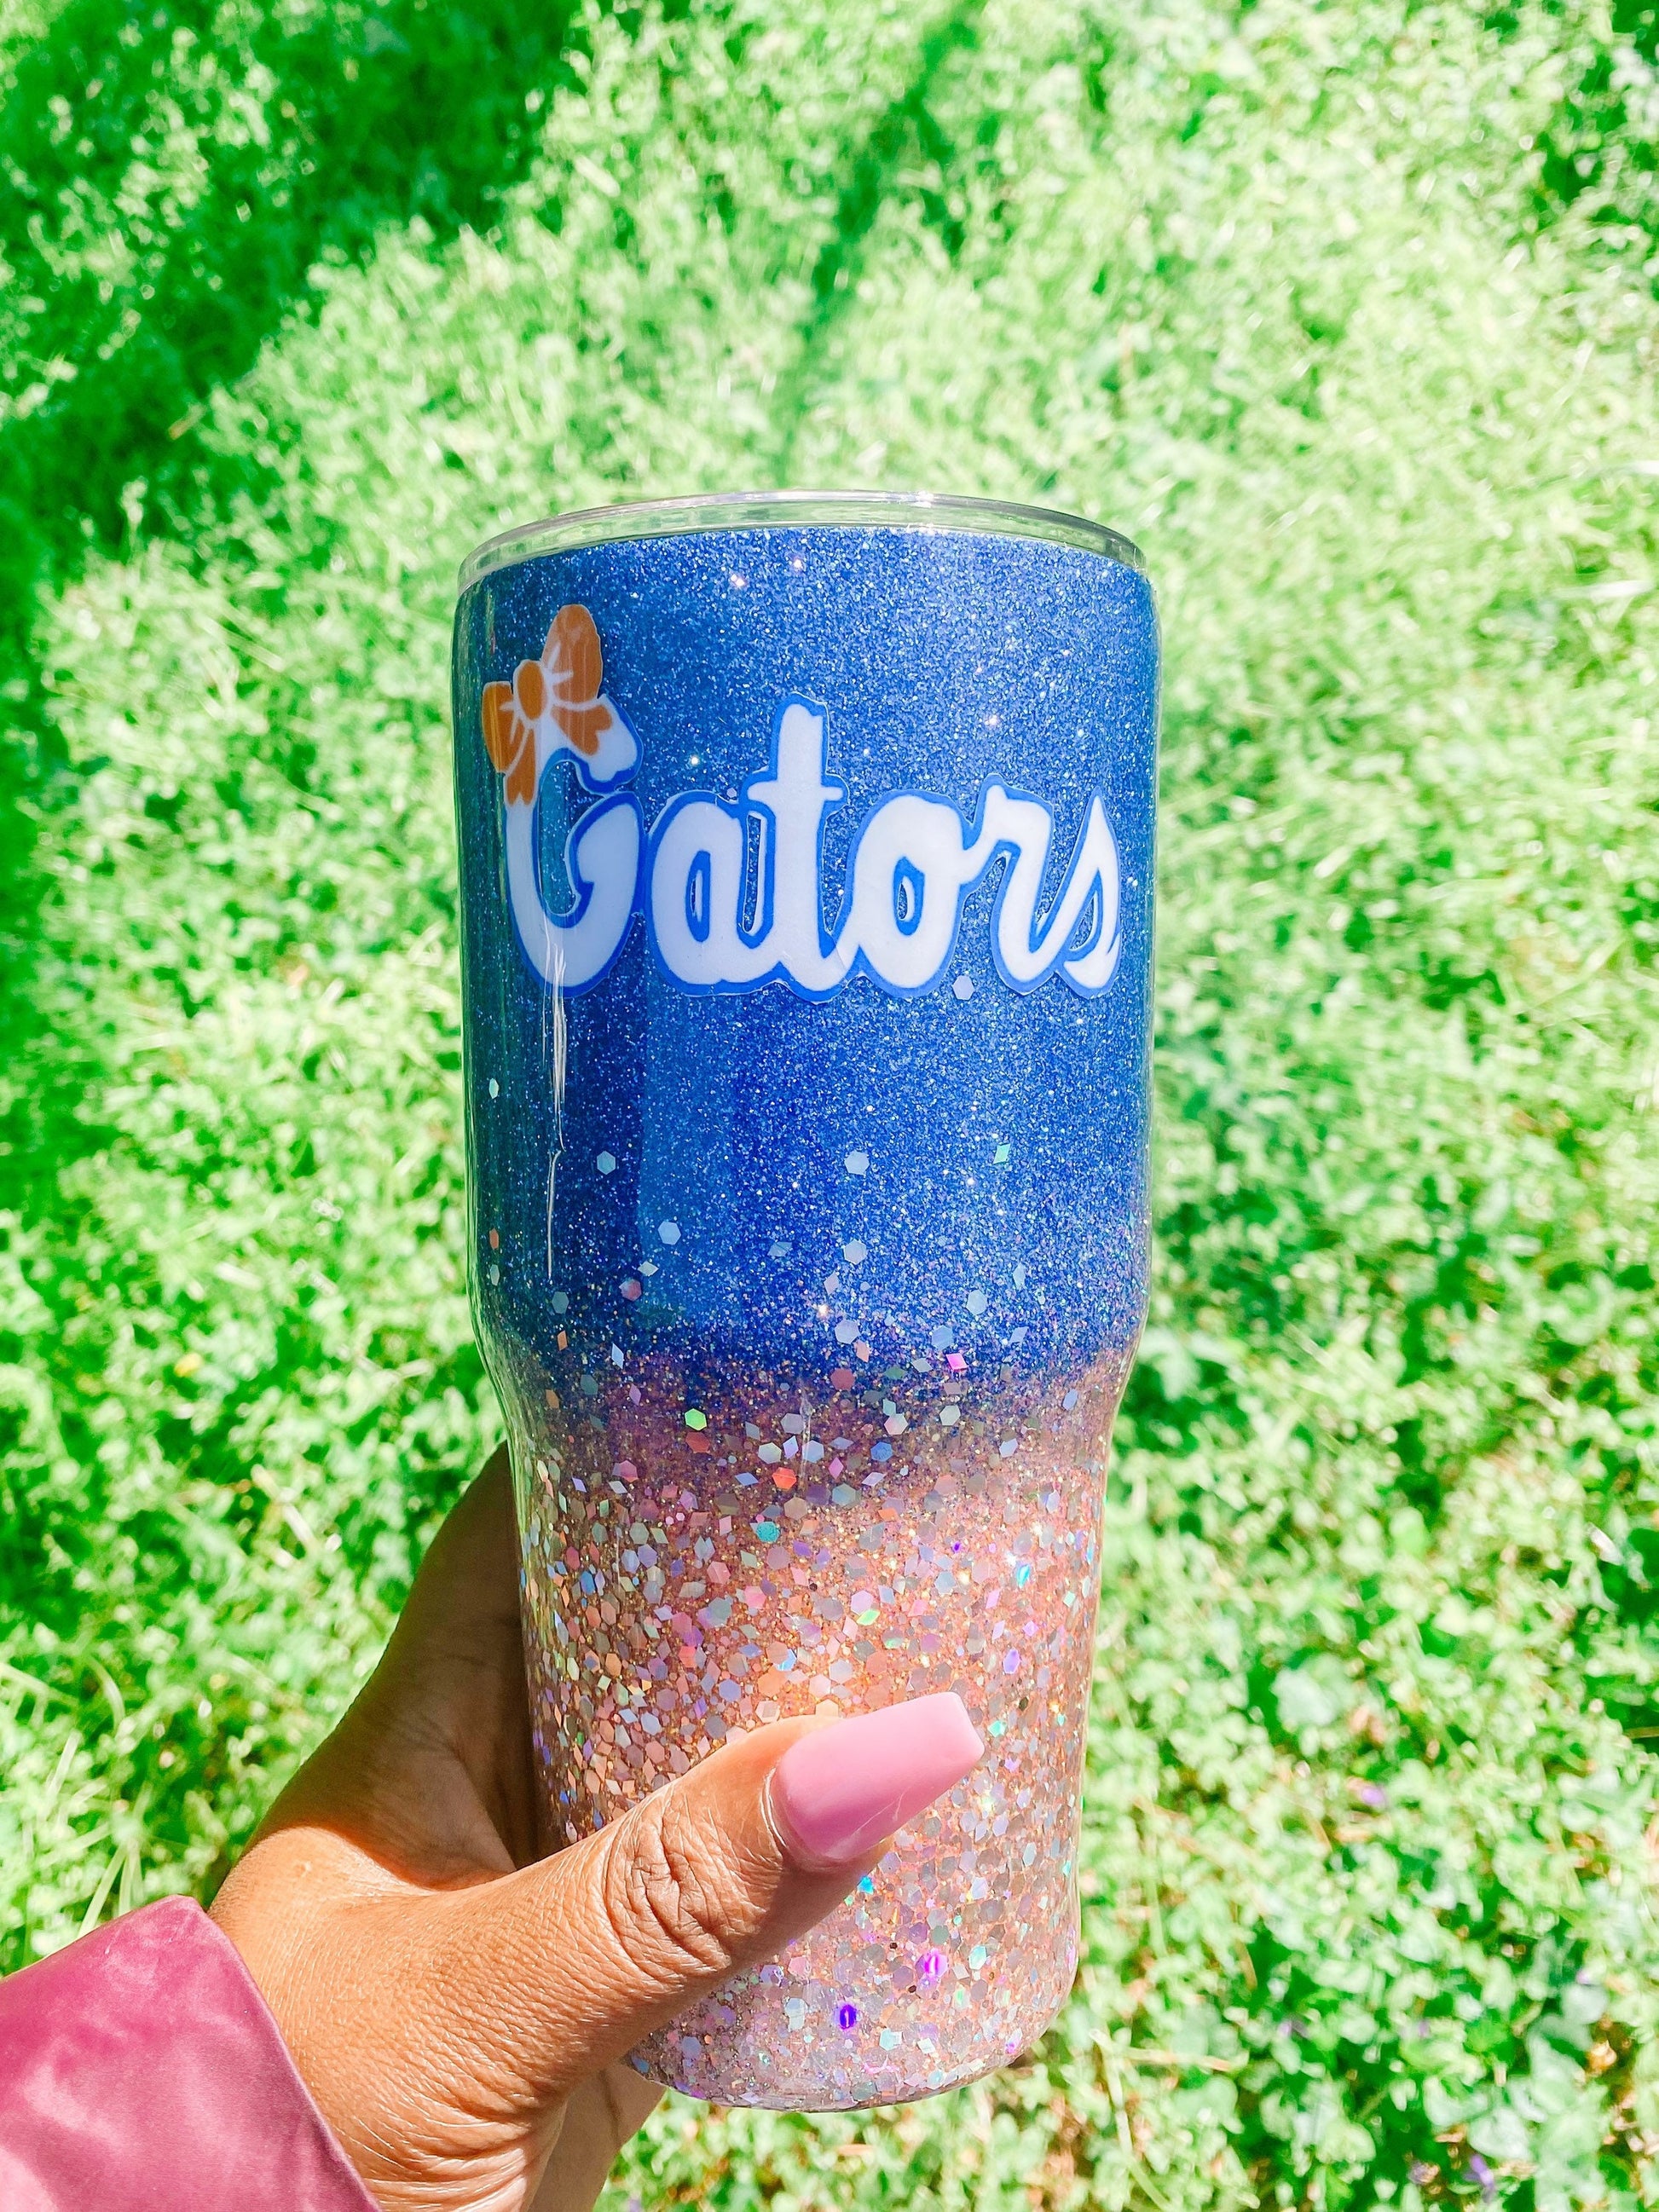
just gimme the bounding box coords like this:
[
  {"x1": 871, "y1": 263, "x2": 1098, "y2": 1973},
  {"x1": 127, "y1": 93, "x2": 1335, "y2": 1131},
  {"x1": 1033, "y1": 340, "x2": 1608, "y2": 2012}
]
[{"x1": 491, "y1": 691, "x2": 1122, "y2": 1002}]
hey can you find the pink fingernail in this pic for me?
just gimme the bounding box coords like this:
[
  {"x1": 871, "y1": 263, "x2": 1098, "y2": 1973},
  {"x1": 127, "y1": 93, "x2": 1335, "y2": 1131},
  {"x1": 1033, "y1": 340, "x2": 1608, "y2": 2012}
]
[{"x1": 768, "y1": 1693, "x2": 985, "y2": 1868}]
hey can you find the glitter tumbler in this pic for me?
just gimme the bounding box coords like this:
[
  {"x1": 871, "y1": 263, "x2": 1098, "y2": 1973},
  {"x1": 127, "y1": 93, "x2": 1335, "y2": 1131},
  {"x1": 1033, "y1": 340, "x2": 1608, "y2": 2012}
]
[{"x1": 452, "y1": 491, "x2": 1158, "y2": 2109}]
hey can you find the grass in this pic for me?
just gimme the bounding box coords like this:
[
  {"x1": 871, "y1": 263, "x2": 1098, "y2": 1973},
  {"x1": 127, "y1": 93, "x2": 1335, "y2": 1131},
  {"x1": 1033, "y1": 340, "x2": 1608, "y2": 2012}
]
[{"x1": 3, "y1": 0, "x2": 1659, "y2": 2205}]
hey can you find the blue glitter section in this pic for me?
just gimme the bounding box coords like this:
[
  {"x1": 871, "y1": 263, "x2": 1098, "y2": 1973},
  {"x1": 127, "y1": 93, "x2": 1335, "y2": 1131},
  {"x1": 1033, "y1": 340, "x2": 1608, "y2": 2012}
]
[{"x1": 452, "y1": 524, "x2": 1158, "y2": 1388}]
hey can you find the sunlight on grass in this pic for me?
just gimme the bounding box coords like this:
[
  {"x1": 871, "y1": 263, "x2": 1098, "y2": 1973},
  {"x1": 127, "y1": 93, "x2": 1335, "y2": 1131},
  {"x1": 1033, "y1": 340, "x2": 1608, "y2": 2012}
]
[{"x1": 3, "y1": 0, "x2": 1659, "y2": 2203}]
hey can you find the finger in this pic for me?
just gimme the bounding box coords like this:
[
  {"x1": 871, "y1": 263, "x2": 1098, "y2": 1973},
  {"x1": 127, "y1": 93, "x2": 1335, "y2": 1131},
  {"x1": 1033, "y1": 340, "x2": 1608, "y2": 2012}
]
[
  {"x1": 428, "y1": 1690, "x2": 985, "y2": 2111},
  {"x1": 527, "y1": 2068, "x2": 661, "y2": 2212},
  {"x1": 352, "y1": 1446, "x2": 524, "y2": 1741},
  {"x1": 268, "y1": 1449, "x2": 539, "y2": 1878}
]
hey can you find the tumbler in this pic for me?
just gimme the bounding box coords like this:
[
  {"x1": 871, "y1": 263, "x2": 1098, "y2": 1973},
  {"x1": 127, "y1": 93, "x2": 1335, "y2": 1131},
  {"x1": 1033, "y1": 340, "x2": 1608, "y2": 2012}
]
[{"x1": 452, "y1": 491, "x2": 1158, "y2": 2110}]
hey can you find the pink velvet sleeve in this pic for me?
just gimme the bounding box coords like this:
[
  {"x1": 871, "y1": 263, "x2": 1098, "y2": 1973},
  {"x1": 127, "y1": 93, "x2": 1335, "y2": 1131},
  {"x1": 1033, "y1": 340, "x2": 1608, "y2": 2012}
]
[{"x1": 0, "y1": 1894, "x2": 376, "y2": 2212}]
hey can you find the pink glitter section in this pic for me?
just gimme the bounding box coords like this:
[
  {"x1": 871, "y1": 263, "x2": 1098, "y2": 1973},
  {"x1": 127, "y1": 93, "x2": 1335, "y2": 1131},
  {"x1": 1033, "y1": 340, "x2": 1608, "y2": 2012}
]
[{"x1": 512, "y1": 1347, "x2": 1124, "y2": 2110}]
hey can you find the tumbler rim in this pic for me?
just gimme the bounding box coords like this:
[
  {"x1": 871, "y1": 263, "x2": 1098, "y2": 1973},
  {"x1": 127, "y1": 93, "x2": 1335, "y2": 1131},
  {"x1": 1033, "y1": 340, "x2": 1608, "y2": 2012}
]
[{"x1": 457, "y1": 489, "x2": 1144, "y2": 592}]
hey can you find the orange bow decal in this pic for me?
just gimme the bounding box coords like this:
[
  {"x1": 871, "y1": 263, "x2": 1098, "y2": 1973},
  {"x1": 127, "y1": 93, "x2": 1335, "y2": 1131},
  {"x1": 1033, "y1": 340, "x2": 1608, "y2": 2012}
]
[{"x1": 482, "y1": 604, "x2": 619, "y2": 806}]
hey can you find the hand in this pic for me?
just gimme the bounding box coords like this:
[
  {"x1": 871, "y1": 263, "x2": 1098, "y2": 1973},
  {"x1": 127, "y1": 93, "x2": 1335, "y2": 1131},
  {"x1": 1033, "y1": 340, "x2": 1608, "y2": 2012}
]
[{"x1": 210, "y1": 1451, "x2": 984, "y2": 2212}]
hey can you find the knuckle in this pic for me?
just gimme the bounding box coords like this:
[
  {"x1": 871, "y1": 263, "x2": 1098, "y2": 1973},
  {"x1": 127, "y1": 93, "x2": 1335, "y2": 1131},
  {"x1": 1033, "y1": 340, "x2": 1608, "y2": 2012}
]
[{"x1": 604, "y1": 1793, "x2": 757, "y2": 1985}]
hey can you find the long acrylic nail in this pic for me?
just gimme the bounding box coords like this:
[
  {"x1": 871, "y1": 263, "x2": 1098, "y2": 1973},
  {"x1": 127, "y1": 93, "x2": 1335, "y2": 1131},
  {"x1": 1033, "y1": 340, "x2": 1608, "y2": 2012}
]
[{"x1": 767, "y1": 1692, "x2": 985, "y2": 1868}]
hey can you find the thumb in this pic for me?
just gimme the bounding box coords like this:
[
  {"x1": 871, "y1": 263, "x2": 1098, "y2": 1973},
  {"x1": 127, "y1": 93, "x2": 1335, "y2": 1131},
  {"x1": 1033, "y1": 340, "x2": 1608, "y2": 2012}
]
[{"x1": 435, "y1": 1691, "x2": 983, "y2": 2107}]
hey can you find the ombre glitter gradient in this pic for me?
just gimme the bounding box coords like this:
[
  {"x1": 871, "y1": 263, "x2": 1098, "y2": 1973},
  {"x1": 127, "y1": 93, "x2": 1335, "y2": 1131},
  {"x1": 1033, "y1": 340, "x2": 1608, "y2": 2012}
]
[{"x1": 452, "y1": 513, "x2": 1158, "y2": 2109}]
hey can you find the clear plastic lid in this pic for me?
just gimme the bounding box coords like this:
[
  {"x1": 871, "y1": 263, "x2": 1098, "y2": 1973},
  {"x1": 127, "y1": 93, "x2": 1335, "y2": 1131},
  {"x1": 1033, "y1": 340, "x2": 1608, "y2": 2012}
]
[{"x1": 458, "y1": 488, "x2": 1145, "y2": 592}]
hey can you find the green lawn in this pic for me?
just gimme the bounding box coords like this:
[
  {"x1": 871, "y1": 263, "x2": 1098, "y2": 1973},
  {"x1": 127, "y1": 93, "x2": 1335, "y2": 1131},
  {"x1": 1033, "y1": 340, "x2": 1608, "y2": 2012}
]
[{"x1": 3, "y1": 0, "x2": 1659, "y2": 2205}]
